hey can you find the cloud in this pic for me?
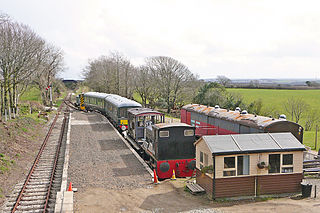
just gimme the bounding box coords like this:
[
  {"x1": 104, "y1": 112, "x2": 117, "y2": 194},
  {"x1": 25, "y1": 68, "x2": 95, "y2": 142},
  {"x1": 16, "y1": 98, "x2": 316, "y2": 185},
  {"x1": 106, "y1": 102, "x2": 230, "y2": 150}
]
[{"x1": 2, "y1": 0, "x2": 320, "y2": 79}]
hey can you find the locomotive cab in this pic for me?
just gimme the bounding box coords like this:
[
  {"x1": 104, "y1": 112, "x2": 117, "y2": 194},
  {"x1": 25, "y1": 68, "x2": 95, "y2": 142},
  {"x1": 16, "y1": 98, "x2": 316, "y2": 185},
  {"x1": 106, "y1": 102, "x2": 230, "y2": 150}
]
[
  {"x1": 127, "y1": 108, "x2": 165, "y2": 143},
  {"x1": 145, "y1": 123, "x2": 196, "y2": 179}
]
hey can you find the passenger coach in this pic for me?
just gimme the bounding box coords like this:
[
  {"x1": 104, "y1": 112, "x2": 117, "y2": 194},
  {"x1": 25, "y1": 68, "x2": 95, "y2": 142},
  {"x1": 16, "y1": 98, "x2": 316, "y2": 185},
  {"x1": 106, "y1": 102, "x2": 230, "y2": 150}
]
[
  {"x1": 181, "y1": 104, "x2": 303, "y2": 143},
  {"x1": 82, "y1": 92, "x2": 141, "y2": 131}
]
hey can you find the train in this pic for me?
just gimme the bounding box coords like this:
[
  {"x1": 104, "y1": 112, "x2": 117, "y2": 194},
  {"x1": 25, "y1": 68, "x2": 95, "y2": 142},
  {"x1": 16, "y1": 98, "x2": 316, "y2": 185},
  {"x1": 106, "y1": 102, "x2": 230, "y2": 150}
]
[
  {"x1": 77, "y1": 92, "x2": 196, "y2": 179},
  {"x1": 126, "y1": 108, "x2": 196, "y2": 179},
  {"x1": 181, "y1": 104, "x2": 303, "y2": 143},
  {"x1": 81, "y1": 92, "x2": 141, "y2": 131}
]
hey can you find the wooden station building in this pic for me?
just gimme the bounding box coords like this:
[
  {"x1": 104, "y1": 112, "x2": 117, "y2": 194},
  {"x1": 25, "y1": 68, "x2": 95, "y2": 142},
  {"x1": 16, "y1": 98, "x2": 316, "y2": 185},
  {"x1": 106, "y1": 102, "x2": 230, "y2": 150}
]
[{"x1": 195, "y1": 132, "x2": 305, "y2": 199}]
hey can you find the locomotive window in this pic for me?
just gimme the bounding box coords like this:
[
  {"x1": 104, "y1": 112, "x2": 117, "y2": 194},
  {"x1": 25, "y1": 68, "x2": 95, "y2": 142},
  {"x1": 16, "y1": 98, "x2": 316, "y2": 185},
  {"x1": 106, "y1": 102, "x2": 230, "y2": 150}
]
[
  {"x1": 159, "y1": 131, "x2": 169, "y2": 137},
  {"x1": 184, "y1": 129, "x2": 194, "y2": 136}
]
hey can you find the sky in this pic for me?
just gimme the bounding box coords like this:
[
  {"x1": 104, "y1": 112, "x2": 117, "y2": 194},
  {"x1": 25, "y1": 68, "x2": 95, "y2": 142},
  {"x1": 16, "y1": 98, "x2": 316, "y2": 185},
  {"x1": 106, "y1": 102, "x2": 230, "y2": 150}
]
[{"x1": 2, "y1": 0, "x2": 320, "y2": 80}]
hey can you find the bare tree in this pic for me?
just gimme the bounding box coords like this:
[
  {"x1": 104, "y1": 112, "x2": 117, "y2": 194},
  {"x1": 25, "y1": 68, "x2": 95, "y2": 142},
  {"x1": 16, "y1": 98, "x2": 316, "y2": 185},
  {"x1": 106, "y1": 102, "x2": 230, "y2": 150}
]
[
  {"x1": 217, "y1": 75, "x2": 231, "y2": 87},
  {"x1": 305, "y1": 110, "x2": 319, "y2": 131},
  {"x1": 83, "y1": 52, "x2": 134, "y2": 98},
  {"x1": 284, "y1": 97, "x2": 309, "y2": 123},
  {"x1": 33, "y1": 44, "x2": 64, "y2": 105},
  {"x1": 0, "y1": 21, "x2": 45, "y2": 113},
  {"x1": 146, "y1": 56, "x2": 195, "y2": 113}
]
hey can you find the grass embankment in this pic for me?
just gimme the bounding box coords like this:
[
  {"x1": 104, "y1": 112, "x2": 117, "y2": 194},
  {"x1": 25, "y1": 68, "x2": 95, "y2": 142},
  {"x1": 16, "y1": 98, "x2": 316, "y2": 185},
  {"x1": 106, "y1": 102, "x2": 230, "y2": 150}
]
[
  {"x1": 228, "y1": 88, "x2": 320, "y2": 149},
  {"x1": 0, "y1": 85, "x2": 65, "y2": 198}
]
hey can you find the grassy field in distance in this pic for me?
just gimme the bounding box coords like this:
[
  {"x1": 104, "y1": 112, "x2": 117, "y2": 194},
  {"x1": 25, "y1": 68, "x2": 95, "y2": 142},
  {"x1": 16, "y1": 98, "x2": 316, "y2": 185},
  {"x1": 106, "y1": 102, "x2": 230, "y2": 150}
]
[{"x1": 227, "y1": 88, "x2": 320, "y2": 150}]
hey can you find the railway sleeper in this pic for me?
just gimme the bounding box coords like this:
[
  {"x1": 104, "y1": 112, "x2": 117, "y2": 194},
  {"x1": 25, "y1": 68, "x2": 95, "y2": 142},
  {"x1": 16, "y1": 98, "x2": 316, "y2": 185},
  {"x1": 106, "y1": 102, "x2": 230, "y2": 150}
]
[
  {"x1": 16, "y1": 204, "x2": 45, "y2": 211},
  {"x1": 26, "y1": 181, "x2": 50, "y2": 185},
  {"x1": 24, "y1": 187, "x2": 48, "y2": 193},
  {"x1": 10, "y1": 191, "x2": 48, "y2": 198},
  {"x1": 20, "y1": 195, "x2": 47, "y2": 201},
  {"x1": 18, "y1": 199, "x2": 46, "y2": 206}
]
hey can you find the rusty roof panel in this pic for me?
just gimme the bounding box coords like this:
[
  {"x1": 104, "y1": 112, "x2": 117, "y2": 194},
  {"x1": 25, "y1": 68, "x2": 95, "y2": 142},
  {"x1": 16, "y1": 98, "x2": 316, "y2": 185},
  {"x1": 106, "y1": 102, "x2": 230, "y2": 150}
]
[{"x1": 183, "y1": 104, "x2": 289, "y2": 129}]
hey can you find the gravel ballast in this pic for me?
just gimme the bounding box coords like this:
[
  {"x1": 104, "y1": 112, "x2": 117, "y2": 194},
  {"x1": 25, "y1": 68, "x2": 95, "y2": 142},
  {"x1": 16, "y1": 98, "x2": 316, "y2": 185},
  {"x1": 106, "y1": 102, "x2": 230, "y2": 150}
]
[{"x1": 67, "y1": 111, "x2": 151, "y2": 192}]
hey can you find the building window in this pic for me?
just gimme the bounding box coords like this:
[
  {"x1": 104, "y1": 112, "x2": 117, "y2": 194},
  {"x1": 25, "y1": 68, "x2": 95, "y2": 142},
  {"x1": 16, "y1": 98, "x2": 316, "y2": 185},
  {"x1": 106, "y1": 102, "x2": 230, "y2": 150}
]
[
  {"x1": 204, "y1": 153, "x2": 208, "y2": 166},
  {"x1": 268, "y1": 153, "x2": 294, "y2": 174},
  {"x1": 237, "y1": 155, "x2": 250, "y2": 175},
  {"x1": 223, "y1": 157, "x2": 236, "y2": 176},
  {"x1": 159, "y1": 131, "x2": 169, "y2": 138},
  {"x1": 184, "y1": 129, "x2": 194, "y2": 136},
  {"x1": 269, "y1": 154, "x2": 280, "y2": 173},
  {"x1": 282, "y1": 154, "x2": 293, "y2": 173},
  {"x1": 200, "y1": 151, "x2": 203, "y2": 163}
]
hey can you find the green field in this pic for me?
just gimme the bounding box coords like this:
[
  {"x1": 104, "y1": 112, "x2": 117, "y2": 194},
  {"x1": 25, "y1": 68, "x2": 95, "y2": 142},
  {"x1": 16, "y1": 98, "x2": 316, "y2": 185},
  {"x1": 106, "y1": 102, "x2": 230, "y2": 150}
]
[
  {"x1": 20, "y1": 86, "x2": 42, "y2": 102},
  {"x1": 228, "y1": 88, "x2": 320, "y2": 149}
]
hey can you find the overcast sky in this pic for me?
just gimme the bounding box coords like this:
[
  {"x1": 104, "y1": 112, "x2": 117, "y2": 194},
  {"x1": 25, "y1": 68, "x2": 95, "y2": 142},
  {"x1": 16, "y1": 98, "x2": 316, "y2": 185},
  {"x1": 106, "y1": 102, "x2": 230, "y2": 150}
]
[{"x1": 2, "y1": 0, "x2": 320, "y2": 80}]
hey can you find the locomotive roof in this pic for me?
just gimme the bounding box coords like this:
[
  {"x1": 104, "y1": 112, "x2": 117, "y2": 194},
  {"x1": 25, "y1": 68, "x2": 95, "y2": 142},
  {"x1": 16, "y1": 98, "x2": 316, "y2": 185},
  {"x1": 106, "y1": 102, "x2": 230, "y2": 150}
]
[
  {"x1": 105, "y1": 94, "x2": 142, "y2": 108},
  {"x1": 127, "y1": 108, "x2": 163, "y2": 116},
  {"x1": 84, "y1": 92, "x2": 110, "y2": 99},
  {"x1": 153, "y1": 122, "x2": 193, "y2": 129},
  {"x1": 182, "y1": 104, "x2": 300, "y2": 129},
  {"x1": 198, "y1": 132, "x2": 305, "y2": 155}
]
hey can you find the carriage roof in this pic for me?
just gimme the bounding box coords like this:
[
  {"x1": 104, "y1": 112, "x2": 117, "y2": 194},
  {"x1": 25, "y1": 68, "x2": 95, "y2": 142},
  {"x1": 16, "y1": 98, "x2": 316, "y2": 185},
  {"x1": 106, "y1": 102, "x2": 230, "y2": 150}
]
[
  {"x1": 182, "y1": 104, "x2": 301, "y2": 129},
  {"x1": 104, "y1": 94, "x2": 142, "y2": 108}
]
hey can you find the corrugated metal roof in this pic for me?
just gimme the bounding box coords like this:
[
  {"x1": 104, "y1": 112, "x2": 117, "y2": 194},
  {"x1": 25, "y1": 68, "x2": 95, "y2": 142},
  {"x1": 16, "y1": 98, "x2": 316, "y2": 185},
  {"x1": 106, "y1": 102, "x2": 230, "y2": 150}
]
[
  {"x1": 127, "y1": 108, "x2": 163, "y2": 116},
  {"x1": 154, "y1": 122, "x2": 192, "y2": 129},
  {"x1": 105, "y1": 94, "x2": 142, "y2": 108},
  {"x1": 202, "y1": 133, "x2": 305, "y2": 155},
  {"x1": 182, "y1": 104, "x2": 293, "y2": 129}
]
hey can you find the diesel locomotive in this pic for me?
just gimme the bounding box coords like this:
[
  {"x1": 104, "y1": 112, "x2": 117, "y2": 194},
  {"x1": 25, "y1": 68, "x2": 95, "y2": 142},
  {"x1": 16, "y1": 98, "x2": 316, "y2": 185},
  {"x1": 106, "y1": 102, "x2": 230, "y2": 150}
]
[
  {"x1": 181, "y1": 104, "x2": 303, "y2": 143},
  {"x1": 126, "y1": 108, "x2": 196, "y2": 179}
]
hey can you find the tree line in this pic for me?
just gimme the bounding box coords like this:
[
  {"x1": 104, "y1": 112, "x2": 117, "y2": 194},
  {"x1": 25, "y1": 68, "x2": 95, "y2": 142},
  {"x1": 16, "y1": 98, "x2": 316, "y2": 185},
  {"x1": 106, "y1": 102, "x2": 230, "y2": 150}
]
[
  {"x1": 0, "y1": 13, "x2": 64, "y2": 118},
  {"x1": 83, "y1": 52, "x2": 199, "y2": 113},
  {"x1": 83, "y1": 54, "x2": 318, "y2": 132}
]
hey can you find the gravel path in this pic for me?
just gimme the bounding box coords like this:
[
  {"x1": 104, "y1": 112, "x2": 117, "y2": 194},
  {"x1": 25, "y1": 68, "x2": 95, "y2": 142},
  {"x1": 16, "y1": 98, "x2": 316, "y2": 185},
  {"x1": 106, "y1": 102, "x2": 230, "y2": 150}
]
[{"x1": 68, "y1": 111, "x2": 151, "y2": 192}]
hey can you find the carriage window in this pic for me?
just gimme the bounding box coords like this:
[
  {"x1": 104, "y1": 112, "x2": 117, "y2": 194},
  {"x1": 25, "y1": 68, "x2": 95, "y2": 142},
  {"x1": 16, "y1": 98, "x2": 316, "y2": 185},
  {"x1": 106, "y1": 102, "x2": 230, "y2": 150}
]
[
  {"x1": 184, "y1": 129, "x2": 194, "y2": 136},
  {"x1": 119, "y1": 108, "x2": 127, "y2": 118},
  {"x1": 159, "y1": 131, "x2": 169, "y2": 137}
]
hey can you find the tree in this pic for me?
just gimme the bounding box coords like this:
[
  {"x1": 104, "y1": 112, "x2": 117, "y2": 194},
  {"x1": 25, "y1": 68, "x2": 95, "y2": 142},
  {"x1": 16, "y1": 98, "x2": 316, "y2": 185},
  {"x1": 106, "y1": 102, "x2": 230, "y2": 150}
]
[
  {"x1": 216, "y1": 75, "x2": 231, "y2": 87},
  {"x1": 33, "y1": 44, "x2": 64, "y2": 105},
  {"x1": 82, "y1": 51, "x2": 135, "y2": 98},
  {"x1": 305, "y1": 110, "x2": 319, "y2": 131},
  {"x1": 133, "y1": 66, "x2": 153, "y2": 107},
  {"x1": 284, "y1": 97, "x2": 309, "y2": 123},
  {"x1": 146, "y1": 56, "x2": 195, "y2": 113}
]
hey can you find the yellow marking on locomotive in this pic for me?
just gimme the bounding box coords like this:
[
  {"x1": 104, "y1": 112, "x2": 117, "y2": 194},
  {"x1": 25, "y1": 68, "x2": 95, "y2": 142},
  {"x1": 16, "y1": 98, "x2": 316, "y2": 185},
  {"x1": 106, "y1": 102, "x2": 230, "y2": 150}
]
[
  {"x1": 79, "y1": 94, "x2": 86, "y2": 111},
  {"x1": 120, "y1": 120, "x2": 128, "y2": 125}
]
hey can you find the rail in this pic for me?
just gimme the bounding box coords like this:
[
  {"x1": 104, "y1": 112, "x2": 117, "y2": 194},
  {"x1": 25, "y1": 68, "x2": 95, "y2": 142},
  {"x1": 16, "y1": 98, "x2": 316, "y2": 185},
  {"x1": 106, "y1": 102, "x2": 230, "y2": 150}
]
[{"x1": 11, "y1": 95, "x2": 70, "y2": 213}]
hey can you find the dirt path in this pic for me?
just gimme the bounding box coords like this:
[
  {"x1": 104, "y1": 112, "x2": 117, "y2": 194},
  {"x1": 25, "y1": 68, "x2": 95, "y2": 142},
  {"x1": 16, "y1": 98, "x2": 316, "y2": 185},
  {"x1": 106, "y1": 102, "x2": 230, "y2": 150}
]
[{"x1": 74, "y1": 179, "x2": 320, "y2": 213}]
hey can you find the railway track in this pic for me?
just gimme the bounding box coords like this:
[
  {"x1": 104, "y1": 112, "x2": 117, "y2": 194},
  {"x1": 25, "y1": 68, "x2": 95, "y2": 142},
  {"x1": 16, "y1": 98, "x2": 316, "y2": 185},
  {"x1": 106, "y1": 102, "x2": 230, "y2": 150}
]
[{"x1": 2, "y1": 95, "x2": 71, "y2": 213}]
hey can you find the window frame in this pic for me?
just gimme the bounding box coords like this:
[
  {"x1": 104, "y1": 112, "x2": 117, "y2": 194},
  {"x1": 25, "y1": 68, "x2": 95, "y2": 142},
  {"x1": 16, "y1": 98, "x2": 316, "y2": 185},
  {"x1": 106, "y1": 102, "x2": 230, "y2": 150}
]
[
  {"x1": 159, "y1": 130, "x2": 169, "y2": 138},
  {"x1": 268, "y1": 153, "x2": 294, "y2": 174},
  {"x1": 223, "y1": 155, "x2": 250, "y2": 177},
  {"x1": 184, "y1": 129, "x2": 194, "y2": 136}
]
